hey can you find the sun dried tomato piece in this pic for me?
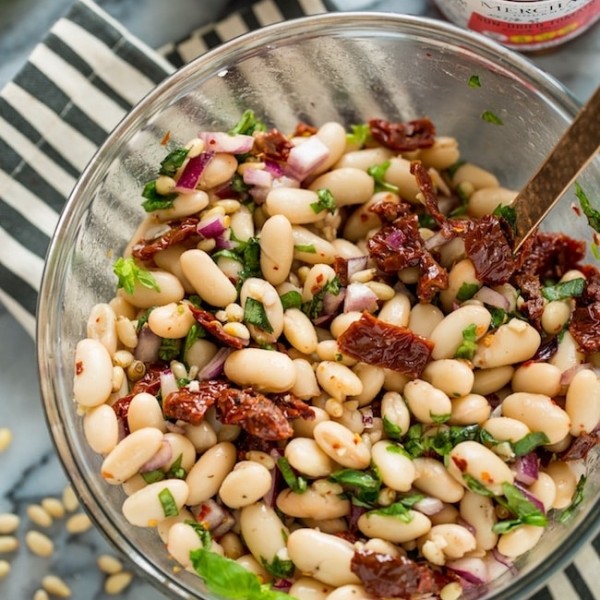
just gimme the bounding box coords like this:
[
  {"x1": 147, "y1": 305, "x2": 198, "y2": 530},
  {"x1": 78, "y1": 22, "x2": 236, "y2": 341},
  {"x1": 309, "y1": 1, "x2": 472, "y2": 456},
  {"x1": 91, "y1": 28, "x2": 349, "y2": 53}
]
[
  {"x1": 112, "y1": 394, "x2": 133, "y2": 421},
  {"x1": 132, "y1": 364, "x2": 164, "y2": 395},
  {"x1": 418, "y1": 251, "x2": 449, "y2": 303},
  {"x1": 367, "y1": 216, "x2": 423, "y2": 273},
  {"x1": 530, "y1": 336, "x2": 559, "y2": 362},
  {"x1": 569, "y1": 268, "x2": 600, "y2": 353},
  {"x1": 131, "y1": 217, "x2": 199, "y2": 261},
  {"x1": 368, "y1": 118, "x2": 435, "y2": 152},
  {"x1": 253, "y1": 129, "x2": 293, "y2": 162},
  {"x1": 338, "y1": 312, "x2": 433, "y2": 378},
  {"x1": 189, "y1": 305, "x2": 248, "y2": 349},
  {"x1": 350, "y1": 550, "x2": 444, "y2": 599},
  {"x1": 369, "y1": 199, "x2": 412, "y2": 223},
  {"x1": 410, "y1": 161, "x2": 445, "y2": 226},
  {"x1": 514, "y1": 272, "x2": 544, "y2": 330},
  {"x1": 292, "y1": 122, "x2": 317, "y2": 137},
  {"x1": 162, "y1": 380, "x2": 226, "y2": 425},
  {"x1": 560, "y1": 426, "x2": 600, "y2": 461},
  {"x1": 270, "y1": 392, "x2": 315, "y2": 420},
  {"x1": 217, "y1": 387, "x2": 294, "y2": 441},
  {"x1": 463, "y1": 215, "x2": 514, "y2": 285}
]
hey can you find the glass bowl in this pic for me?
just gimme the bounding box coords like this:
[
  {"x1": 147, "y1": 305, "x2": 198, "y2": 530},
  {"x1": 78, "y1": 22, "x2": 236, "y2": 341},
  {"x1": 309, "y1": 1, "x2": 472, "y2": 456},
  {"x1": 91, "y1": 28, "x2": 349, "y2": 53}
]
[{"x1": 37, "y1": 12, "x2": 600, "y2": 600}]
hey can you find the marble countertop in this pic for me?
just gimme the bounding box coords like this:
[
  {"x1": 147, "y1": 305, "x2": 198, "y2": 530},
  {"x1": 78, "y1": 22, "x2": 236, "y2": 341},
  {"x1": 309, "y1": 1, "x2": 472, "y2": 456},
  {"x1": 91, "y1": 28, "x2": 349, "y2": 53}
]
[{"x1": 0, "y1": 1, "x2": 598, "y2": 599}]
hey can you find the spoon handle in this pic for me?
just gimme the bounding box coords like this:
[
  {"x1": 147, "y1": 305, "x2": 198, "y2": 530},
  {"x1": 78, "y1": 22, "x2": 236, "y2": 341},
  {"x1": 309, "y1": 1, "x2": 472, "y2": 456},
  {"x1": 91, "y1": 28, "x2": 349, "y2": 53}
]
[{"x1": 513, "y1": 86, "x2": 600, "y2": 252}]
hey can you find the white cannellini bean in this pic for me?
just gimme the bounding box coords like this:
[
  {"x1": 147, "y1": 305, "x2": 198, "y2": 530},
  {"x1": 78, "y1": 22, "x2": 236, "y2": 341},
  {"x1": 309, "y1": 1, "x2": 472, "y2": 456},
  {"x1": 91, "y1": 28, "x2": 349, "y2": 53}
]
[
  {"x1": 83, "y1": 404, "x2": 119, "y2": 455},
  {"x1": 528, "y1": 472, "x2": 557, "y2": 512},
  {"x1": 452, "y1": 163, "x2": 499, "y2": 190},
  {"x1": 185, "y1": 338, "x2": 218, "y2": 370},
  {"x1": 219, "y1": 461, "x2": 273, "y2": 508},
  {"x1": 408, "y1": 303, "x2": 444, "y2": 339},
  {"x1": 330, "y1": 238, "x2": 365, "y2": 259},
  {"x1": 309, "y1": 168, "x2": 375, "y2": 207},
  {"x1": 378, "y1": 292, "x2": 411, "y2": 327},
  {"x1": 316, "y1": 361, "x2": 363, "y2": 401},
  {"x1": 265, "y1": 188, "x2": 326, "y2": 224},
  {"x1": 334, "y1": 146, "x2": 393, "y2": 171},
  {"x1": 549, "y1": 330, "x2": 585, "y2": 373},
  {"x1": 383, "y1": 157, "x2": 420, "y2": 201},
  {"x1": 468, "y1": 187, "x2": 516, "y2": 218},
  {"x1": 381, "y1": 391, "x2": 410, "y2": 436},
  {"x1": 349, "y1": 363, "x2": 385, "y2": 407},
  {"x1": 292, "y1": 226, "x2": 337, "y2": 265},
  {"x1": 119, "y1": 270, "x2": 184, "y2": 309},
  {"x1": 302, "y1": 264, "x2": 337, "y2": 302},
  {"x1": 449, "y1": 394, "x2": 491, "y2": 426},
  {"x1": 429, "y1": 305, "x2": 491, "y2": 360},
  {"x1": 419, "y1": 136, "x2": 460, "y2": 170},
  {"x1": 230, "y1": 204, "x2": 254, "y2": 241},
  {"x1": 224, "y1": 349, "x2": 296, "y2": 393},
  {"x1": 412, "y1": 458, "x2": 465, "y2": 503},
  {"x1": 544, "y1": 461, "x2": 577, "y2": 509},
  {"x1": 185, "y1": 442, "x2": 237, "y2": 505},
  {"x1": 325, "y1": 585, "x2": 371, "y2": 600},
  {"x1": 284, "y1": 309, "x2": 319, "y2": 354},
  {"x1": 497, "y1": 525, "x2": 544, "y2": 558},
  {"x1": 287, "y1": 529, "x2": 360, "y2": 587},
  {"x1": 122, "y1": 479, "x2": 188, "y2": 527},
  {"x1": 167, "y1": 522, "x2": 222, "y2": 568},
  {"x1": 293, "y1": 406, "x2": 330, "y2": 438},
  {"x1": 180, "y1": 249, "x2": 237, "y2": 308},
  {"x1": 109, "y1": 296, "x2": 136, "y2": 320},
  {"x1": 358, "y1": 509, "x2": 432, "y2": 543},
  {"x1": 183, "y1": 421, "x2": 218, "y2": 453},
  {"x1": 471, "y1": 366, "x2": 514, "y2": 395},
  {"x1": 422, "y1": 359, "x2": 474, "y2": 399},
  {"x1": 403, "y1": 379, "x2": 452, "y2": 424},
  {"x1": 422, "y1": 524, "x2": 477, "y2": 562},
  {"x1": 127, "y1": 392, "x2": 166, "y2": 433},
  {"x1": 343, "y1": 193, "x2": 393, "y2": 243},
  {"x1": 153, "y1": 191, "x2": 209, "y2": 221},
  {"x1": 147, "y1": 302, "x2": 195, "y2": 339},
  {"x1": 240, "y1": 277, "x2": 284, "y2": 343},
  {"x1": 459, "y1": 491, "x2": 497, "y2": 551},
  {"x1": 446, "y1": 441, "x2": 514, "y2": 495},
  {"x1": 289, "y1": 577, "x2": 334, "y2": 600},
  {"x1": 371, "y1": 440, "x2": 416, "y2": 492},
  {"x1": 285, "y1": 437, "x2": 336, "y2": 478},
  {"x1": 501, "y1": 392, "x2": 570, "y2": 445},
  {"x1": 541, "y1": 300, "x2": 571, "y2": 335},
  {"x1": 199, "y1": 152, "x2": 238, "y2": 188},
  {"x1": 473, "y1": 319, "x2": 541, "y2": 368},
  {"x1": 313, "y1": 421, "x2": 371, "y2": 469},
  {"x1": 277, "y1": 484, "x2": 350, "y2": 520},
  {"x1": 481, "y1": 417, "x2": 530, "y2": 443},
  {"x1": 240, "y1": 502, "x2": 289, "y2": 567},
  {"x1": 163, "y1": 433, "x2": 197, "y2": 473},
  {"x1": 292, "y1": 359, "x2": 321, "y2": 400},
  {"x1": 73, "y1": 338, "x2": 113, "y2": 407},
  {"x1": 156, "y1": 507, "x2": 194, "y2": 543},
  {"x1": 86, "y1": 303, "x2": 118, "y2": 355},
  {"x1": 565, "y1": 368, "x2": 600, "y2": 436},
  {"x1": 101, "y1": 427, "x2": 164, "y2": 485},
  {"x1": 511, "y1": 362, "x2": 562, "y2": 397},
  {"x1": 220, "y1": 531, "x2": 245, "y2": 559},
  {"x1": 330, "y1": 312, "x2": 362, "y2": 339},
  {"x1": 313, "y1": 122, "x2": 348, "y2": 174},
  {"x1": 260, "y1": 214, "x2": 294, "y2": 285},
  {"x1": 439, "y1": 259, "x2": 480, "y2": 312}
]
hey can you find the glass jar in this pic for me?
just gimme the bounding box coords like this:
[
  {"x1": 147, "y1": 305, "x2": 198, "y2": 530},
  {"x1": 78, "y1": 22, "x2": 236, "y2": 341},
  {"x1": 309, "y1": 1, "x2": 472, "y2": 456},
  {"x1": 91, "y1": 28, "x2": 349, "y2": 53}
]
[{"x1": 433, "y1": 0, "x2": 600, "y2": 51}]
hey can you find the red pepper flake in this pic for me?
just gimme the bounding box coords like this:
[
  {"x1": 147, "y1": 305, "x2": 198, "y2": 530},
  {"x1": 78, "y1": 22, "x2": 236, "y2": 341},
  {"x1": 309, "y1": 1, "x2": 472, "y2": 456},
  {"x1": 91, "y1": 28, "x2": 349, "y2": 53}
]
[
  {"x1": 368, "y1": 118, "x2": 436, "y2": 152},
  {"x1": 253, "y1": 129, "x2": 293, "y2": 162},
  {"x1": 480, "y1": 471, "x2": 494, "y2": 484},
  {"x1": 452, "y1": 456, "x2": 468, "y2": 472},
  {"x1": 160, "y1": 130, "x2": 171, "y2": 146},
  {"x1": 75, "y1": 361, "x2": 83, "y2": 375},
  {"x1": 337, "y1": 312, "x2": 433, "y2": 378}
]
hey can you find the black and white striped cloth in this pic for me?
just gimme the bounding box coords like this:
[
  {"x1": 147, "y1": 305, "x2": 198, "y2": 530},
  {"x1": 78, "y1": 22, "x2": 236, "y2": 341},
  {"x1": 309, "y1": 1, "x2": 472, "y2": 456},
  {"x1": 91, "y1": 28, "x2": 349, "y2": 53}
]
[{"x1": 0, "y1": 0, "x2": 598, "y2": 597}]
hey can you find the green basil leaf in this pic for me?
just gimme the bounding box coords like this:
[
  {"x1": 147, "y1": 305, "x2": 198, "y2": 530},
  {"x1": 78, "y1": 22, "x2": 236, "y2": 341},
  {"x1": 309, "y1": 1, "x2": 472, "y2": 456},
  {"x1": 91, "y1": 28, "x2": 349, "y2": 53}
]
[
  {"x1": 277, "y1": 457, "x2": 307, "y2": 494},
  {"x1": 512, "y1": 432, "x2": 550, "y2": 457},
  {"x1": 229, "y1": 109, "x2": 267, "y2": 136},
  {"x1": 591, "y1": 243, "x2": 600, "y2": 260},
  {"x1": 294, "y1": 244, "x2": 317, "y2": 254},
  {"x1": 231, "y1": 172, "x2": 250, "y2": 193},
  {"x1": 558, "y1": 474, "x2": 587, "y2": 523},
  {"x1": 185, "y1": 520, "x2": 212, "y2": 549},
  {"x1": 430, "y1": 413, "x2": 451, "y2": 425},
  {"x1": 158, "y1": 488, "x2": 179, "y2": 518},
  {"x1": 159, "y1": 147, "x2": 189, "y2": 177},
  {"x1": 385, "y1": 444, "x2": 411, "y2": 457},
  {"x1": 367, "y1": 161, "x2": 400, "y2": 194},
  {"x1": 468, "y1": 75, "x2": 482, "y2": 88},
  {"x1": 488, "y1": 306, "x2": 507, "y2": 329},
  {"x1": 260, "y1": 555, "x2": 295, "y2": 579},
  {"x1": 502, "y1": 482, "x2": 548, "y2": 525},
  {"x1": 575, "y1": 181, "x2": 600, "y2": 233},
  {"x1": 141, "y1": 180, "x2": 176, "y2": 212},
  {"x1": 158, "y1": 338, "x2": 181, "y2": 362},
  {"x1": 141, "y1": 470, "x2": 165, "y2": 484},
  {"x1": 280, "y1": 291, "x2": 303, "y2": 311},
  {"x1": 479, "y1": 428, "x2": 504, "y2": 447},
  {"x1": 184, "y1": 323, "x2": 206, "y2": 358},
  {"x1": 418, "y1": 213, "x2": 438, "y2": 229},
  {"x1": 244, "y1": 297, "x2": 274, "y2": 333},
  {"x1": 454, "y1": 323, "x2": 478, "y2": 360},
  {"x1": 113, "y1": 257, "x2": 160, "y2": 295},
  {"x1": 492, "y1": 204, "x2": 517, "y2": 232},
  {"x1": 383, "y1": 416, "x2": 403, "y2": 441},
  {"x1": 397, "y1": 493, "x2": 425, "y2": 508},
  {"x1": 167, "y1": 453, "x2": 187, "y2": 480},
  {"x1": 369, "y1": 502, "x2": 414, "y2": 523},
  {"x1": 310, "y1": 188, "x2": 336, "y2": 214},
  {"x1": 481, "y1": 110, "x2": 503, "y2": 125},
  {"x1": 456, "y1": 282, "x2": 480, "y2": 302},
  {"x1": 301, "y1": 276, "x2": 341, "y2": 321},
  {"x1": 329, "y1": 469, "x2": 381, "y2": 505},
  {"x1": 346, "y1": 123, "x2": 371, "y2": 147},
  {"x1": 541, "y1": 278, "x2": 586, "y2": 301},
  {"x1": 463, "y1": 474, "x2": 495, "y2": 497},
  {"x1": 492, "y1": 518, "x2": 524, "y2": 534}
]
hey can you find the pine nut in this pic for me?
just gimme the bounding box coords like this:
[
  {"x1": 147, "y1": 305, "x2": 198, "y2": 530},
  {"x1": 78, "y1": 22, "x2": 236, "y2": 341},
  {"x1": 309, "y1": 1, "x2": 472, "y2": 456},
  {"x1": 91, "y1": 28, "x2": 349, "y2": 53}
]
[
  {"x1": 440, "y1": 581, "x2": 463, "y2": 600},
  {"x1": 33, "y1": 590, "x2": 50, "y2": 600},
  {"x1": 197, "y1": 238, "x2": 216, "y2": 252},
  {"x1": 365, "y1": 281, "x2": 395, "y2": 301},
  {"x1": 112, "y1": 349, "x2": 134, "y2": 369},
  {"x1": 225, "y1": 303, "x2": 244, "y2": 322},
  {"x1": 0, "y1": 513, "x2": 20, "y2": 534},
  {"x1": 0, "y1": 536, "x2": 18, "y2": 553},
  {"x1": 215, "y1": 199, "x2": 241, "y2": 214},
  {"x1": 62, "y1": 485, "x2": 80, "y2": 513},
  {"x1": 41, "y1": 498, "x2": 65, "y2": 519},
  {"x1": 25, "y1": 531, "x2": 54, "y2": 557},
  {"x1": 42, "y1": 574, "x2": 71, "y2": 597},
  {"x1": 245, "y1": 450, "x2": 275, "y2": 470},
  {"x1": 0, "y1": 559, "x2": 10, "y2": 579},
  {"x1": 0, "y1": 428, "x2": 12, "y2": 452},
  {"x1": 65, "y1": 513, "x2": 92, "y2": 534},
  {"x1": 105, "y1": 571, "x2": 133, "y2": 595},
  {"x1": 222, "y1": 322, "x2": 251, "y2": 340},
  {"x1": 26, "y1": 505, "x2": 53, "y2": 528},
  {"x1": 96, "y1": 554, "x2": 123, "y2": 575}
]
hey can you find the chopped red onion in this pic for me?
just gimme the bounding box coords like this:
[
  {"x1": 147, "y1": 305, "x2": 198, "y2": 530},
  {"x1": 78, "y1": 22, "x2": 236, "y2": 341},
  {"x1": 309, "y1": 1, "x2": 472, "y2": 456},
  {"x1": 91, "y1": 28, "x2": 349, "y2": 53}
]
[
  {"x1": 343, "y1": 283, "x2": 378, "y2": 313},
  {"x1": 271, "y1": 579, "x2": 293, "y2": 592},
  {"x1": 165, "y1": 421, "x2": 186, "y2": 434},
  {"x1": 513, "y1": 481, "x2": 545, "y2": 512},
  {"x1": 287, "y1": 136, "x2": 329, "y2": 180},
  {"x1": 513, "y1": 453, "x2": 539, "y2": 486},
  {"x1": 243, "y1": 167, "x2": 273, "y2": 188},
  {"x1": 491, "y1": 548, "x2": 513, "y2": 570},
  {"x1": 446, "y1": 558, "x2": 488, "y2": 585},
  {"x1": 175, "y1": 151, "x2": 215, "y2": 191},
  {"x1": 197, "y1": 215, "x2": 227, "y2": 239},
  {"x1": 384, "y1": 229, "x2": 406, "y2": 249},
  {"x1": 199, "y1": 131, "x2": 254, "y2": 154},
  {"x1": 346, "y1": 256, "x2": 369, "y2": 279},
  {"x1": 349, "y1": 504, "x2": 367, "y2": 532},
  {"x1": 214, "y1": 233, "x2": 233, "y2": 250},
  {"x1": 457, "y1": 517, "x2": 477, "y2": 535},
  {"x1": 197, "y1": 347, "x2": 234, "y2": 380},
  {"x1": 323, "y1": 288, "x2": 346, "y2": 316},
  {"x1": 263, "y1": 448, "x2": 284, "y2": 507},
  {"x1": 560, "y1": 363, "x2": 591, "y2": 386},
  {"x1": 424, "y1": 230, "x2": 449, "y2": 251},
  {"x1": 413, "y1": 496, "x2": 444, "y2": 516},
  {"x1": 160, "y1": 369, "x2": 178, "y2": 399},
  {"x1": 484, "y1": 549, "x2": 515, "y2": 579},
  {"x1": 473, "y1": 286, "x2": 510, "y2": 310},
  {"x1": 140, "y1": 439, "x2": 173, "y2": 473},
  {"x1": 264, "y1": 160, "x2": 285, "y2": 177},
  {"x1": 190, "y1": 499, "x2": 235, "y2": 537},
  {"x1": 361, "y1": 407, "x2": 374, "y2": 428},
  {"x1": 134, "y1": 327, "x2": 162, "y2": 363}
]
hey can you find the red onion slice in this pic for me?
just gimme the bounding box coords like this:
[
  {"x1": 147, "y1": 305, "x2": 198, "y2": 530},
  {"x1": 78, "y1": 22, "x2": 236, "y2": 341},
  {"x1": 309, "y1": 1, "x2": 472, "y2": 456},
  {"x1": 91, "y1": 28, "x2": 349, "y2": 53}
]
[
  {"x1": 140, "y1": 439, "x2": 173, "y2": 473},
  {"x1": 134, "y1": 327, "x2": 162, "y2": 363},
  {"x1": 513, "y1": 481, "x2": 545, "y2": 513},
  {"x1": 199, "y1": 132, "x2": 254, "y2": 154},
  {"x1": 560, "y1": 363, "x2": 591, "y2": 386},
  {"x1": 346, "y1": 256, "x2": 369, "y2": 279},
  {"x1": 287, "y1": 136, "x2": 329, "y2": 180},
  {"x1": 197, "y1": 215, "x2": 227, "y2": 239},
  {"x1": 413, "y1": 496, "x2": 444, "y2": 516},
  {"x1": 160, "y1": 369, "x2": 178, "y2": 399},
  {"x1": 175, "y1": 151, "x2": 215, "y2": 191},
  {"x1": 513, "y1": 453, "x2": 539, "y2": 486},
  {"x1": 473, "y1": 286, "x2": 510, "y2": 310},
  {"x1": 243, "y1": 167, "x2": 273, "y2": 187},
  {"x1": 197, "y1": 347, "x2": 233, "y2": 380},
  {"x1": 446, "y1": 558, "x2": 488, "y2": 585}
]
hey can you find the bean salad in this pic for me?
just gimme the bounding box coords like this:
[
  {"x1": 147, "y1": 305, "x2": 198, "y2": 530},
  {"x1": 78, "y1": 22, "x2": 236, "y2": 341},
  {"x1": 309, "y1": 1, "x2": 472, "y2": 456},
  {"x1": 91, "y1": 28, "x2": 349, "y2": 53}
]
[{"x1": 74, "y1": 110, "x2": 600, "y2": 600}]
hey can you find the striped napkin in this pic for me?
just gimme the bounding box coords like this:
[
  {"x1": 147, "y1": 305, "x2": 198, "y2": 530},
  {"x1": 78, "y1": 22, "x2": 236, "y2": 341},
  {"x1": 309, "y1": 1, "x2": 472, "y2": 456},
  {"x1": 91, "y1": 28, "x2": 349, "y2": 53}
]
[{"x1": 0, "y1": 0, "x2": 597, "y2": 598}]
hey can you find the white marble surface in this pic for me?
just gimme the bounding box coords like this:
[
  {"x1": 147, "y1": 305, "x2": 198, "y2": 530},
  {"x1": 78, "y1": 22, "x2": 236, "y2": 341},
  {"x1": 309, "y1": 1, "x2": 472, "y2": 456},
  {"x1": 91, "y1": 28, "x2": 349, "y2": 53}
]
[{"x1": 0, "y1": 1, "x2": 598, "y2": 599}]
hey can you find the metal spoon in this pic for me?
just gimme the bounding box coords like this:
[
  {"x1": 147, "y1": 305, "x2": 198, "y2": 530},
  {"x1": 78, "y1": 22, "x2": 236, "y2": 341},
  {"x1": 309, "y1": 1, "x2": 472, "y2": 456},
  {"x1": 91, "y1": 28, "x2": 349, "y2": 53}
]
[{"x1": 513, "y1": 86, "x2": 600, "y2": 252}]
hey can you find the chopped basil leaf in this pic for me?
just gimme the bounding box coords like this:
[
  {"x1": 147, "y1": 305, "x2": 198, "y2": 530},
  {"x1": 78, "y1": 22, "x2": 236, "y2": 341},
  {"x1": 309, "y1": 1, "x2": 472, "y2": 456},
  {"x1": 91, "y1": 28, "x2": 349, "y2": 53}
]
[
  {"x1": 231, "y1": 172, "x2": 250, "y2": 193},
  {"x1": 184, "y1": 323, "x2": 206, "y2": 357},
  {"x1": 463, "y1": 474, "x2": 495, "y2": 497},
  {"x1": 575, "y1": 182, "x2": 600, "y2": 233},
  {"x1": 135, "y1": 308, "x2": 152, "y2": 333},
  {"x1": 492, "y1": 482, "x2": 548, "y2": 532},
  {"x1": 277, "y1": 457, "x2": 307, "y2": 494},
  {"x1": 367, "y1": 161, "x2": 400, "y2": 194},
  {"x1": 346, "y1": 123, "x2": 371, "y2": 147},
  {"x1": 260, "y1": 555, "x2": 295, "y2": 579},
  {"x1": 280, "y1": 290, "x2": 303, "y2": 311},
  {"x1": 403, "y1": 423, "x2": 427, "y2": 458},
  {"x1": 159, "y1": 147, "x2": 189, "y2": 177},
  {"x1": 141, "y1": 180, "x2": 176, "y2": 212},
  {"x1": 301, "y1": 276, "x2": 341, "y2": 321},
  {"x1": 456, "y1": 282, "x2": 480, "y2": 302},
  {"x1": 229, "y1": 109, "x2": 267, "y2": 136},
  {"x1": 185, "y1": 520, "x2": 212, "y2": 549},
  {"x1": 541, "y1": 278, "x2": 585, "y2": 301},
  {"x1": 430, "y1": 413, "x2": 451, "y2": 425},
  {"x1": 158, "y1": 488, "x2": 179, "y2": 518},
  {"x1": 492, "y1": 204, "x2": 517, "y2": 232},
  {"x1": 369, "y1": 502, "x2": 414, "y2": 523},
  {"x1": 310, "y1": 188, "x2": 336, "y2": 214},
  {"x1": 113, "y1": 257, "x2": 160, "y2": 295},
  {"x1": 177, "y1": 378, "x2": 190, "y2": 387},
  {"x1": 447, "y1": 160, "x2": 466, "y2": 180},
  {"x1": 558, "y1": 474, "x2": 586, "y2": 523},
  {"x1": 418, "y1": 213, "x2": 437, "y2": 229},
  {"x1": 479, "y1": 428, "x2": 503, "y2": 447},
  {"x1": 468, "y1": 74, "x2": 482, "y2": 88},
  {"x1": 244, "y1": 297, "x2": 273, "y2": 333},
  {"x1": 492, "y1": 518, "x2": 527, "y2": 534},
  {"x1": 385, "y1": 444, "x2": 411, "y2": 458},
  {"x1": 383, "y1": 416, "x2": 403, "y2": 440},
  {"x1": 159, "y1": 338, "x2": 181, "y2": 361},
  {"x1": 592, "y1": 243, "x2": 600, "y2": 260},
  {"x1": 488, "y1": 306, "x2": 507, "y2": 329},
  {"x1": 454, "y1": 323, "x2": 478, "y2": 360},
  {"x1": 167, "y1": 453, "x2": 187, "y2": 479},
  {"x1": 141, "y1": 470, "x2": 165, "y2": 484},
  {"x1": 215, "y1": 232, "x2": 261, "y2": 288},
  {"x1": 211, "y1": 249, "x2": 243, "y2": 263},
  {"x1": 294, "y1": 244, "x2": 317, "y2": 254},
  {"x1": 187, "y1": 295, "x2": 203, "y2": 307},
  {"x1": 512, "y1": 432, "x2": 550, "y2": 456},
  {"x1": 397, "y1": 493, "x2": 425, "y2": 508},
  {"x1": 329, "y1": 469, "x2": 381, "y2": 505},
  {"x1": 481, "y1": 110, "x2": 503, "y2": 125}
]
